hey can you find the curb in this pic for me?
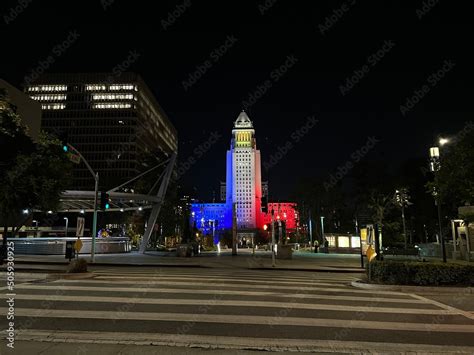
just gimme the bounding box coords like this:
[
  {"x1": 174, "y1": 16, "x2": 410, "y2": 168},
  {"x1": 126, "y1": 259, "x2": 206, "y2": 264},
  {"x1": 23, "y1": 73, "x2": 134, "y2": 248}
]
[
  {"x1": 11, "y1": 260, "x2": 364, "y2": 273},
  {"x1": 12, "y1": 260, "x2": 204, "y2": 268},
  {"x1": 251, "y1": 267, "x2": 364, "y2": 273},
  {"x1": 351, "y1": 280, "x2": 474, "y2": 294}
]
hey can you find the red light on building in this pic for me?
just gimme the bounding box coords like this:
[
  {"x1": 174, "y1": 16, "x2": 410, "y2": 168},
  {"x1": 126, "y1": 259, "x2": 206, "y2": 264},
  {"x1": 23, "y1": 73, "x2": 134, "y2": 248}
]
[{"x1": 258, "y1": 202, "x2": 297, "y2": 230}]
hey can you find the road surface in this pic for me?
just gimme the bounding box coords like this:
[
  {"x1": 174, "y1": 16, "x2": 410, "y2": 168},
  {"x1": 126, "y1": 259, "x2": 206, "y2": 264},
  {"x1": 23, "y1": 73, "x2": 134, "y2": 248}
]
[{"x1": 2, "y1": 267, "x2": 474, "y2": 354}]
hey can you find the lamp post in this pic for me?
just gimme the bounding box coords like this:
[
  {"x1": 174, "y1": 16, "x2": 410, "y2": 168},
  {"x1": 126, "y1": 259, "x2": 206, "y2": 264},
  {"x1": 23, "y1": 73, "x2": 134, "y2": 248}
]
[
  {"x1": 63, "y1": 217, "x2": 69, "y2": 238},
  {"x1": 429, "y1": 139, "x2": 448, "y2": 263},
  {"x1": 320, "y1": 216, "x2": 325, "y2": 244},
  {"x1": 32, "y1": 220, "x2": 38, "y2": 238}
]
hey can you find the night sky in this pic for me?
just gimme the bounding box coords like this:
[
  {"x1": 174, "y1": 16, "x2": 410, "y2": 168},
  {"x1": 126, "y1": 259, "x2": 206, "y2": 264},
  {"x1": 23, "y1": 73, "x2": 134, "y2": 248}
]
[{"x1": 1, "y1": 1, "x2": 472, "y2": 200}]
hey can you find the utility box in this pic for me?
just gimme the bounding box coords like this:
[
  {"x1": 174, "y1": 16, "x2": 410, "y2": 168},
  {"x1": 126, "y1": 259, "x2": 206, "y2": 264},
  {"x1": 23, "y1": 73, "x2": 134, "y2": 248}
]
[{"x1": 65, "y1": 240, "x2": 75, "y2": 260}]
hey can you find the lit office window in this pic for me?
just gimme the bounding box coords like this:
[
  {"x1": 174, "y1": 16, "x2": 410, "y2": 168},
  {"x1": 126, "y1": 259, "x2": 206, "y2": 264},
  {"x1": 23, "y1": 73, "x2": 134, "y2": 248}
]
[
  {"x1": 325, "y1": 236, "x2": 336, "y2": 247},
  {"x1": 92, "y1": 94, "x2": 134, "y2": 100},
  {"x1": 109, "y1": 84, "x2": 135, "y2": 91},
  {"x1": 338, "y1": 236, "x2": 350, "y2": 248},
  {"x1": 31, "y1": 94, "x2": 67, "y2": 101},
  {"x1": 41, "y1": 103, "x2": 66, "y2": 110},
  {"x1": 29, "y1": 85, "x2": 67, "y2": 92},
  {"x1": 85, "y1": 84, "x2": 107, "y2": 91},
  {"x1": 351, "y1": 236, "x2": 361, "y2": 248},
  {"x1": 92, "y1": 103, "x2": 132, "y2": 109}
]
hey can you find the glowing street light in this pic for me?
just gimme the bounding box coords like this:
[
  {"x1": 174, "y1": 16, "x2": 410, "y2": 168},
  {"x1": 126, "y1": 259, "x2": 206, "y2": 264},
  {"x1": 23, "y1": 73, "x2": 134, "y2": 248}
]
[
  {"x1": 439, "y1": 137, "x2": 449, "y2": 146},
  {"x1": 428, "y1": 139, "x2": 450, "y2": 263}
]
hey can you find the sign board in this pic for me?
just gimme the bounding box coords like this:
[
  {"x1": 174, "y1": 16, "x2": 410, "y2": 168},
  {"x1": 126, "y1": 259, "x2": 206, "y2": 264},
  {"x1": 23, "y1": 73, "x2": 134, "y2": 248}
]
[
  {"x1": 66, "y1": 152, "x2": 81, "y2": 164},
  {"x1": 74, "y1": 238, "x2": 83, "y2": 253},
  {"x1": 76, "y1": 217, "x2": 85, "y2": 237},
  {"x1": 366, "y1": 245, "x2": 377, "y2": 262}
]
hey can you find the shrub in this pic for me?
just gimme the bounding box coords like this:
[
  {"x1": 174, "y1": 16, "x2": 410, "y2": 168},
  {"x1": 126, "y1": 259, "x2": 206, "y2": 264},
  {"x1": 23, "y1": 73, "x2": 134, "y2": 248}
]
[
  {"x1": 367, "y1": 260, "x2": 474, "y2": 286},
  {"x1": 67, "y1": 258, "x2": 88, "y2": 273}
]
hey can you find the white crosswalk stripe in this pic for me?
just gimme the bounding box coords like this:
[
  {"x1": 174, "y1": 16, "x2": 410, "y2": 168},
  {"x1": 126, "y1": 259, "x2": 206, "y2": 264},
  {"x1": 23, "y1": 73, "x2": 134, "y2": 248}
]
[
  {"x1": 10, "y1": 269, "x2": 474, "y2": 353},
  {"x1": 13, "y1": 284, "x2": 426, "y2": 303}
]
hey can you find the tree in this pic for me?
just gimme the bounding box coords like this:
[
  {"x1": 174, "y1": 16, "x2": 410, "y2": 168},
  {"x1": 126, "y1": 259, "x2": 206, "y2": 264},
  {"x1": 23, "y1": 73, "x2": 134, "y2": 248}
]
[
  {"x1": 0, "y1": 91, "x2": 71, "y2": 252},
  {"x1": 368, "y1": 190, "x2": 393, "y2": 227}
]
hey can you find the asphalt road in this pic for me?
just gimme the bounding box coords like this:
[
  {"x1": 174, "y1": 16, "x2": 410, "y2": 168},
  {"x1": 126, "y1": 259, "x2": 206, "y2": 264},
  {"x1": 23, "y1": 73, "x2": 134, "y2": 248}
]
[{"x1": 2, "y1": 267, "x2": 474, "y2": 354}]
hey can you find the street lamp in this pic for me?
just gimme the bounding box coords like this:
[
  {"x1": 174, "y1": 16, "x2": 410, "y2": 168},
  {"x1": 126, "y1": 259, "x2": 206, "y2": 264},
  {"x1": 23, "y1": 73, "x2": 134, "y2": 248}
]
[
  {"x1": 439, "y1": 137, "x2": 449, "y2": 146},
  {"x1": 429, "y1": 145, "x2": 447, "y2": 263},
  {"x1": 64, "y1": 217, "x2": 69, "y2": 238}
]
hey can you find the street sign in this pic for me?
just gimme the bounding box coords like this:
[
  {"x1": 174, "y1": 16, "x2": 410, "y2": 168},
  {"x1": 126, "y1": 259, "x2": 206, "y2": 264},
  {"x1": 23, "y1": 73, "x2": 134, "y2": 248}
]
[
  {"x1": 74, "y1": 238, "x2": 83, "y2": 253},
  {"x1": 76, "y1": 217, "x2": 85, "y2": 237},
  {"x1": 67, "y1": 152, "x2": 81, "y2": 164},
  {"x1": 366, "y1": 245, "x2": 377, "y2": 262}
]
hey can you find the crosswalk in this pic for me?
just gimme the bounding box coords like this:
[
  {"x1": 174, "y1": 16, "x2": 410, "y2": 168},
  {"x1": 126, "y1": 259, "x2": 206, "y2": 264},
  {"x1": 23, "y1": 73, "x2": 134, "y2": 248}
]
[{"x1": 4, "y1": 268, "x2": 474, "y2": 353}]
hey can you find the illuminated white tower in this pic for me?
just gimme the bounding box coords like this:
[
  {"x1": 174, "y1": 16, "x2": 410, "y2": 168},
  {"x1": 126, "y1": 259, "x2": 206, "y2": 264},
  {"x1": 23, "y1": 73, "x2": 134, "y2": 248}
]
[{"x1": 225, "y1": 111, "x2": 262, "y2": 229}]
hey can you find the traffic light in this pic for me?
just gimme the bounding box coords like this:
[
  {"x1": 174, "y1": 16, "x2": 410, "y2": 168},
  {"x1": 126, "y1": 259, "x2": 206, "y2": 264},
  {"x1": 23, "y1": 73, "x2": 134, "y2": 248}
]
[
  {"x1": 100, "y1": 192, "x2": 110, "y2": 210},
  {"x1": 58, "y1": 131, "x2": 69, "y2": 152},
  {"x1": 261, "y1": 195, "x2": 268, "y2": 213}
]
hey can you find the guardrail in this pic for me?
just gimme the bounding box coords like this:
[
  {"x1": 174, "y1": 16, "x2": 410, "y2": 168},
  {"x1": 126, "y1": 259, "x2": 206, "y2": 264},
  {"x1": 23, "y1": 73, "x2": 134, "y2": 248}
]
[{"x1": 10, "y1": 237, "x2": 131, "y2": 255}]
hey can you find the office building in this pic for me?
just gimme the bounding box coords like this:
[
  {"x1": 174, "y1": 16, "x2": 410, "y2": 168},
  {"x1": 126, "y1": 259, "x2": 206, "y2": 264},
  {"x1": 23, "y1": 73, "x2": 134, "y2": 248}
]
[{"x1": 25, "y1": 73, "x2": 177, "y2": 190}]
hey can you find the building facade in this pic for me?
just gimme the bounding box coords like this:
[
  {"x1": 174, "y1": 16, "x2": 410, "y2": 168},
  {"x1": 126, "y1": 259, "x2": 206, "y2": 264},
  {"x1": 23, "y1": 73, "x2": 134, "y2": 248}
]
[
  {"x1": 25, "y1": 73, "x2": 177, "y2": 190},
  {"x1": 226, "y1": 111, "x2": 262, "y2": 229},
  {"x1": 191, "y1": 112, "x2": 297, "y2": 239}
]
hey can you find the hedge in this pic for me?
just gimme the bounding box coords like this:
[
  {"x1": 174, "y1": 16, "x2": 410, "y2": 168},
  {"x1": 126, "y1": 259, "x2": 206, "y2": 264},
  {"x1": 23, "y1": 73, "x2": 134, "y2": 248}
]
[
  {"x1": 367, "y1": 260, "x2": 474, "y2": 286},
  {"x1": 67, "y1": 258, "x2": 88, "y2": 273}
]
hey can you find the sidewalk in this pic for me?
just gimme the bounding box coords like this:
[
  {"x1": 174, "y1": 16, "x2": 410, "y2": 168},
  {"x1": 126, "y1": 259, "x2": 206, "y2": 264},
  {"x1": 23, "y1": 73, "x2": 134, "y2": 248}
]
[{"x1": 7, "y1": 250, "x2": 364, "y2": 273}]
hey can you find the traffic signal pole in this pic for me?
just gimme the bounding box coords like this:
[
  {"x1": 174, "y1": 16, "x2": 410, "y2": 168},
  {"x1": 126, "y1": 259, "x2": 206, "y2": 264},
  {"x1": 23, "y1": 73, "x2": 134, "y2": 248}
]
[
  {"x1": 271, "y1": 209, "x2": 275, "y2": 267},
  {"x1": 91, "y1": 172, "x2": 99, "y2": 262},
  {"x1": 67, "y1": 144, "x2": 99, "y2": 262}
]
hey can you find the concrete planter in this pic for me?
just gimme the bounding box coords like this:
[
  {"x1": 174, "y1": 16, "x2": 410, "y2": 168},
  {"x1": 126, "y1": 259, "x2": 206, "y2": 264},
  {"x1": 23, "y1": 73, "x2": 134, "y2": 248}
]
[{"x1": 176, "y1": 244, "x2": 193, "y2": 257}]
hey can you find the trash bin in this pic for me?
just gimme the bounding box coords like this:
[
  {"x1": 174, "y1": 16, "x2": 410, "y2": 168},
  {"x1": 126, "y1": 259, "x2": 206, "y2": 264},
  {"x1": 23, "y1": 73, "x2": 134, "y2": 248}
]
[{"x1": 65, "y1": 240, "x2": 75, "y2": 260}]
